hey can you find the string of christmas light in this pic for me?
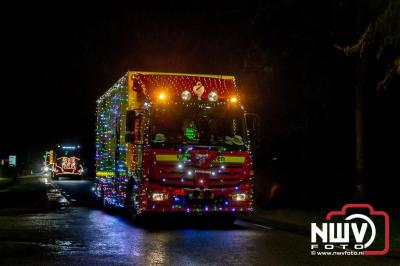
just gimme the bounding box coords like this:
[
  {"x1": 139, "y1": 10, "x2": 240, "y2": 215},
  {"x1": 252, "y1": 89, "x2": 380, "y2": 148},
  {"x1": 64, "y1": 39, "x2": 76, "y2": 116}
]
[
  {"x1": 132, "y1": 73, "x2": 238, "y2": 101},
  {"x1": 95, "y1": 72, "x2": 253, "y2": 209},
  {"x1": 95, "y1": 74, "x2": 129, "y2": 206}
]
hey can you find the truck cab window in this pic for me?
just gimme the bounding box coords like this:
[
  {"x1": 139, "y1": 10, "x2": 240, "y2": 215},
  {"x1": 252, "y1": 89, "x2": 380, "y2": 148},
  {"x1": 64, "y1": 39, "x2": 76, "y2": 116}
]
[{"x1": 151, "y1": 105, "x2": 246, "y2": 147}]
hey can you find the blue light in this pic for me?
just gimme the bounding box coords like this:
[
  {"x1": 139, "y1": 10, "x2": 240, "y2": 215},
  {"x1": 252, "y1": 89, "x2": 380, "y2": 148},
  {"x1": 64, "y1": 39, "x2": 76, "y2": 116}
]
[
  {"x1": 224, "y1": 201, "x2": 229, "y2": 205},
  {"x1": 62, "y1": 146, "x2": 77, "y2": 150}
]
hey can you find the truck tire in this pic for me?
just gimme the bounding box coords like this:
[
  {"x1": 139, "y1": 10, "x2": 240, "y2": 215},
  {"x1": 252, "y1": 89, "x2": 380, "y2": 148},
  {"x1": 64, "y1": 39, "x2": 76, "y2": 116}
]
[
  {"x1": 128, "y1": 195, "x2": 144, "y2": 224},
  {"x1": 100, "y1": 188, "x2": 113, "y2": 210}
]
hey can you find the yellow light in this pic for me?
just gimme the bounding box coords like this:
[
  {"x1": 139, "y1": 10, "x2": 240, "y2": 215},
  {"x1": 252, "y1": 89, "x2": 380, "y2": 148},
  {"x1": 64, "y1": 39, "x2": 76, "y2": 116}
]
[
  {"x1": 232, "y1": 192, "x2": 247, "y2": 201},
  {"x1": 159, "y1": 93, "x2": 166, "y2": 100},
  {"x1": 151, "y1": 192, "x2": 168, "y2": 201},
  {"x1": 230, "y1": 96, "x2": 238, "y2": 103}
]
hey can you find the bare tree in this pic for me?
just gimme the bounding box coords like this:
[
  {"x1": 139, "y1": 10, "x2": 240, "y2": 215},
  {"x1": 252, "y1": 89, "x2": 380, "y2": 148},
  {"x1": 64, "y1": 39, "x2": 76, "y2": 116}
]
[{"x1": 335, "y1": 0, "x2": 400, "y2": 199}]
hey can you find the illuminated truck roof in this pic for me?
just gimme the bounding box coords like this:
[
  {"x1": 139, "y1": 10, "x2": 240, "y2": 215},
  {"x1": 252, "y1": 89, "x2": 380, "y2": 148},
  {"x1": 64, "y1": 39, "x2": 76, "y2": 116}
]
[
  {"x1": 97, "y1": 71, "x2": 239, "y2": 104},
  {"x1": 132, "y1": 72, "x2": 238, "y2": 100}
]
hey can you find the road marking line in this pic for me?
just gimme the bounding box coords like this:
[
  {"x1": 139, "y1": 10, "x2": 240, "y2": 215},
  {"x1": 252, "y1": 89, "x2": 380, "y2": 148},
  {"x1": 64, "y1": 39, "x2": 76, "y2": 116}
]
[
  {"x1": 333, "y1": 245, "x2": 355, "y2": 252},
  {"x1": 252, "y1": 223, "x2": 272, "y2": 230}
]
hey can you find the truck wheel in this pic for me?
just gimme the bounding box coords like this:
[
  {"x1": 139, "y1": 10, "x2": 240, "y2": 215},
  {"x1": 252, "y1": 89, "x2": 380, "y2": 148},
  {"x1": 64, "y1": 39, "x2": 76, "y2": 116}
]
[
  {"x1": 100, "y1": 188, "x2": 112, "y2": 210},
  {"x1": 128, "y1": 196, "x2": 144, "y2": 224}
]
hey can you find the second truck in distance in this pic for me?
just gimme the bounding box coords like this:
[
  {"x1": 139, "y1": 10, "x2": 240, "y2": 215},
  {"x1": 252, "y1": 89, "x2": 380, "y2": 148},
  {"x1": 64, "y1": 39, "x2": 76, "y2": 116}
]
[{"x1": 44, "y1": 144, "x2": 84, "y2": 180}]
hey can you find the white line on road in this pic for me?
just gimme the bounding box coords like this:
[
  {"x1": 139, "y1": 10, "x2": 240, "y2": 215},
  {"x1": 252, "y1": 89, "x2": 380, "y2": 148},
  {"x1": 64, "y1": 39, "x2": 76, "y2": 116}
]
[
  {"x1": 252, "y1": 223, "x2": 273, "y2": 230},
  {"x1": 333, "y1": 245, "x2": 356, "y2": 252}
]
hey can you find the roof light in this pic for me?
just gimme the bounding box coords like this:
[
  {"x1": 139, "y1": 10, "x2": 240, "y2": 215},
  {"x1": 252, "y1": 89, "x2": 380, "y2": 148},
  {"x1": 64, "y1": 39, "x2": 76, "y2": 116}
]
[
  {"x1": 62, "y1": 146, "x2": 76, "y2": 150},
  {"x1": 229, "y1": 96, "x2": 238, "y2": 103},
  {"x1": 158, "y1": 93, "x2": 166, "y2": 100},
  {"x1": 208, "y1": 91, "x2": 218, "y2": 102},
  {"x1": 181, "y1": 90, "x2": 191, "y2": 101}
]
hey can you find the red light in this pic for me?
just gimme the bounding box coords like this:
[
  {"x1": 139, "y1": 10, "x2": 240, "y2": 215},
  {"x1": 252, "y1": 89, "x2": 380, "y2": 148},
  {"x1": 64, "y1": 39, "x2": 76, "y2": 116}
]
[
  {"x1": 240, "y1": 182, "x2": 252, "y2": 190},
  {"x1": 173, "y1": 189, "x2": 186, "y2": 196}
]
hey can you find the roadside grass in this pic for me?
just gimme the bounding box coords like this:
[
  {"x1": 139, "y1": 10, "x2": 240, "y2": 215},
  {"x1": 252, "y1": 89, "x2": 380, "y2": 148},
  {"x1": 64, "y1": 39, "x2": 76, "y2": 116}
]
[
  {"x1": 0, "y1": 177, "x2": 15, "y2": 189},
  {"x1": 375, "y1": 218, "x2": 400, "y2": 257},
  {"x1": 0, "y1": 175, "x2": 48, "y2": 210}
]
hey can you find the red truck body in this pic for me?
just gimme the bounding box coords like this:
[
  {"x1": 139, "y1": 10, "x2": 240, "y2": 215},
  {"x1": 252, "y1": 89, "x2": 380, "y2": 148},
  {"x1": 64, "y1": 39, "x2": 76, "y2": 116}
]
[{"x1": 95, "y1": 72, "x2": 254, "y2": 220}]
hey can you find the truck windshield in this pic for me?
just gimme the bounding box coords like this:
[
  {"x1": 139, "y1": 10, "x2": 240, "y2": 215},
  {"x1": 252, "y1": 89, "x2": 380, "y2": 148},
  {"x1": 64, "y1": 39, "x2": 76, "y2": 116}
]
[{"x1": 151, "y1": 105, "x2": 246, "y2": 146}]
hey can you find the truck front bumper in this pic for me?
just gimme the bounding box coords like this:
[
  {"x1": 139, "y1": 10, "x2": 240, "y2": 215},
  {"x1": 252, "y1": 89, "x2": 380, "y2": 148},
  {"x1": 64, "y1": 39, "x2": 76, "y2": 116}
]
[{"x1": 142, "y1": 188, "x2": 253, "y2": 214}]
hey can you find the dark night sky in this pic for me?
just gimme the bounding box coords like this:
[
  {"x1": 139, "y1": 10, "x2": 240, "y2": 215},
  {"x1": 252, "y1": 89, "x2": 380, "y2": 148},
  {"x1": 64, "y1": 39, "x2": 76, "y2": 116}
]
[{"x1": 0, "y1": 0, "x2": 393, "y2": 177}]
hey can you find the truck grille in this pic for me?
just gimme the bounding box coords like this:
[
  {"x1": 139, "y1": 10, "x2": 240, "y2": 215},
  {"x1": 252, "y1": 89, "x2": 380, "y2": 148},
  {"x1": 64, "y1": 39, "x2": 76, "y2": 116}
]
[{"x1": 156, "y1": 163, "x2": 245, "y2": 189}]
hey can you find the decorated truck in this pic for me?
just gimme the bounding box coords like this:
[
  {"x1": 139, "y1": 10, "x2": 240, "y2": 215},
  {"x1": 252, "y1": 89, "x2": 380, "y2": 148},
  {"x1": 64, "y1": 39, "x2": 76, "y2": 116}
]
[
  {"x1": 95, "y1": 71, "x2": 257, "y2": 223},
  {"x1": 44, "y1": 145, "x2": 84, "y2": 180}
]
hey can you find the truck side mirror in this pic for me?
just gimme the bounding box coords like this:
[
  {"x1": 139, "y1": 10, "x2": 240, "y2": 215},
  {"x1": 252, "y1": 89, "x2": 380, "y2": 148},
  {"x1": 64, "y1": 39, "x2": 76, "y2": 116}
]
[
  {"x1": 126, "y1": 110, "x2": 136, "y2": 132},
  {"x1": 125, "y1": 110, "x2": 144, "y2": 143},
  {"x1": 245, "y1": 113, "x2": 260, "y2": 149},
  {"x1": 125, "y1": 110, "x2": 136, "y2": 143}
]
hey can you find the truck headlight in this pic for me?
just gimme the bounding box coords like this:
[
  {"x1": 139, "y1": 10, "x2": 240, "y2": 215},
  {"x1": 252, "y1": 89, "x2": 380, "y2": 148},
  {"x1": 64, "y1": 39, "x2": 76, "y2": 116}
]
[
  {"x1": 231, "y1": 192, "x2": 247, "y2": 201},
  {"x1": 151, "y1": 192, "x2": 169, "y2": 201}
]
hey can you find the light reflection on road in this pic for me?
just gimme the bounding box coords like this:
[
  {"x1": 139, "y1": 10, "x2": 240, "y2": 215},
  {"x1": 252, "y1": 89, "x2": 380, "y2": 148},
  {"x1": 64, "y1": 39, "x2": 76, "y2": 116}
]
[
  {"x1": 83, "y1": 209, "x2": 250, "y2": 265},
  {"x1": 1, "y1": 207, "x2": 397, "y2": 265},
  {"x1": 86, "y1": 210, "x2": 170, "y2": 264}
]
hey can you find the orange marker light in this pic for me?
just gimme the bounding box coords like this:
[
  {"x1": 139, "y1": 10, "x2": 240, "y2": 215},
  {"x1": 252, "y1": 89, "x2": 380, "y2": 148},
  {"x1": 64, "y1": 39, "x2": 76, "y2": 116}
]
[{"x1": 230, "y1": 96, "x2": 238, "y2": 103}]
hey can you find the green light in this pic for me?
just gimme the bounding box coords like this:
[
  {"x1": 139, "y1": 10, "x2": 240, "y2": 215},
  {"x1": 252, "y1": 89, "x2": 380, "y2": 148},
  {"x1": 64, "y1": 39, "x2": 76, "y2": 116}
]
[{"x1": 184, "y1": 122, "x2": 197, "y2": 140}]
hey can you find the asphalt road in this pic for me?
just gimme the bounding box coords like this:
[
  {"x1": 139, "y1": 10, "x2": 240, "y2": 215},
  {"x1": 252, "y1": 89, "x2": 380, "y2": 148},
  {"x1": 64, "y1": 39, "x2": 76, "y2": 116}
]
[{"x1": 0, "y1": 179, "x2": 398, "y2": 265}]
